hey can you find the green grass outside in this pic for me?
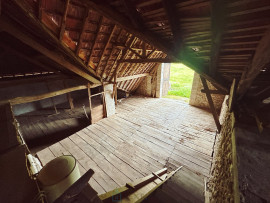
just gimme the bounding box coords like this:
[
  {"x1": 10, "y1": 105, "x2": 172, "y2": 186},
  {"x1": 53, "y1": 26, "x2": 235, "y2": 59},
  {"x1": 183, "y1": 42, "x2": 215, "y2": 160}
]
[{"x1": 165, "y1": 63, "x2": 194, "y2": 99}]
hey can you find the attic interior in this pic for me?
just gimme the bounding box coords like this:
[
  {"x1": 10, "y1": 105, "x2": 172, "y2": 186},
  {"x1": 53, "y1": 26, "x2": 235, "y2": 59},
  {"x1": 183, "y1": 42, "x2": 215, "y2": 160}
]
[{"x1": 1, "y1": 0, "x2": 270, "y2": 202}]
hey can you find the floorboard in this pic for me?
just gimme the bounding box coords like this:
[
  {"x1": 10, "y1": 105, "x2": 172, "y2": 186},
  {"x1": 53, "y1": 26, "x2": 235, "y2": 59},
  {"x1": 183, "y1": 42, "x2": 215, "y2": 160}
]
[{"x1": 35, "y1": 96, "x2": 216, "y2": 194}]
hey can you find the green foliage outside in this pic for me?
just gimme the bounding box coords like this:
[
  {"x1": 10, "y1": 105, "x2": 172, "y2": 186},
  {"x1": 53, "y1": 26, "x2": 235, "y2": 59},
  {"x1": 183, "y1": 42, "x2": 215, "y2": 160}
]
[{"x1": 165, "y1": 63, "x2": 194, "y2": 99}]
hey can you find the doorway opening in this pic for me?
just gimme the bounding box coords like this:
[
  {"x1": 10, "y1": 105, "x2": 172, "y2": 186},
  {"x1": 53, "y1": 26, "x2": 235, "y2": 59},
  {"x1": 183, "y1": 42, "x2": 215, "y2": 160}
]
[{"x1": 163, "y1": 63, "x2": 194, "y2": 102}]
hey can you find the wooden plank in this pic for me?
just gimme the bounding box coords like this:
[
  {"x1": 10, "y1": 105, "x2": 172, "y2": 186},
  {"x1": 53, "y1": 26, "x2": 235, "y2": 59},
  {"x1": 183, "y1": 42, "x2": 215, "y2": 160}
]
[
  {"x1": 0, "y1": 85, "x2": 88, "y2": 106},
  {"x1": 59, "y1": 137, "x2": 119, "y2": 192},
  {"x1": 200, "y1": 76, "x2": 221, "y2": 133}
]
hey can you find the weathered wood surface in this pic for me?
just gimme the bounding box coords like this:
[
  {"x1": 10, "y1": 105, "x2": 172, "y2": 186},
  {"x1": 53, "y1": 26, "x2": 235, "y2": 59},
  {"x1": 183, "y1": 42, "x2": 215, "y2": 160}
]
[{"x1": 37, "y1": 96, "x2": 216, "y2": 194}]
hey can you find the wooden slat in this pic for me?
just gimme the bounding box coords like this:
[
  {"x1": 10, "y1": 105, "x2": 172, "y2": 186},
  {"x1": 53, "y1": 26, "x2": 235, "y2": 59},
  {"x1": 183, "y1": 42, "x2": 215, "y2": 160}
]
[{"x1": 0, "y1": 85, "x2": 88, "y2": 106}]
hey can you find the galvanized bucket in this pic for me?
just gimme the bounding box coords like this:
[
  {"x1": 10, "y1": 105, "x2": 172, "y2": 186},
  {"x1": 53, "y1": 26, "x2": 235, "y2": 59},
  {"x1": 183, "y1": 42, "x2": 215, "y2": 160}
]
[{"x1": 37, "y1": 155, "x2": 81, "y2": 203}]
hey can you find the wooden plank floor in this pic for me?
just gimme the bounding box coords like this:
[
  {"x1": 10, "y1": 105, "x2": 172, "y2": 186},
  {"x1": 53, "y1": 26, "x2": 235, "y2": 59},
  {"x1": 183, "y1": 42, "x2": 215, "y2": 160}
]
[{"x1": 37, "y1": 96, "x2": 217, "y2": 195}]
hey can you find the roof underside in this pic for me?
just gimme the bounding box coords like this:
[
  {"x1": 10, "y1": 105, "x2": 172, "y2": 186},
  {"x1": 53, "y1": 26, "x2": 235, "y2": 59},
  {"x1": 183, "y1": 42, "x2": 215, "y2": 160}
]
[{"x1": 0, "y1": 0, "x2": 270, "y2": 101}]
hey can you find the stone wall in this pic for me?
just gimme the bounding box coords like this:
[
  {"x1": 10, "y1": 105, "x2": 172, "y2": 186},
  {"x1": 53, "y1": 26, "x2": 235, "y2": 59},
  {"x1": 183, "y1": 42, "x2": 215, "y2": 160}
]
[
  {"x1": 136, "y1": 63, "x2": 170, "y2": 98},
  {"x1": 209, "y1": 111, "x2": 234, "y2": 202},
  {"x1": 189, "y1": 73, "x2": 225, "y2": 111}
]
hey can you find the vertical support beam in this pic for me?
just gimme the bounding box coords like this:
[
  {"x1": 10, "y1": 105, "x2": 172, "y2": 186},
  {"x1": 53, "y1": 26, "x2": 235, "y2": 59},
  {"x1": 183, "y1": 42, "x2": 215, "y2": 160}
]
[
  {"x1": 0, "y1": 103, "x2": 20, "y2": 152},
  {"x1": 63, "y1": 81, "x2": 74, "y2": 109},
  {"x1": 59, "y1": 0, "x2": 70, "y2": 41},
  {"x1": 87, "y1": 83, "x2": 92, "y2": 124},
  {"x1": 101, "y1": 83, "x2": 107, "y2": 118},
  {"x1": 200, "y1": 76, "x2": 221, "y2": 132},
  {"x1": 46, "y1": 83, "x2": 58, "y2": 114},
  {"x1": 228, "y1": 78, "x2": 237, "y2": 112}
]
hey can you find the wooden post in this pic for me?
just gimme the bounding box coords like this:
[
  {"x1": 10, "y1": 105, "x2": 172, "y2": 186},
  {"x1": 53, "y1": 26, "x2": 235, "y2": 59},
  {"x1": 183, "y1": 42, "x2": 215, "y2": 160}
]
[
  {"x1": 87, "y1": 83, "x2": 92, "y2": 124},
  {"x1": 63, "y1": 81, "x2": 74, "y2": 109},
  {"x1": 200, "y1": 76, "x2": 221, "y2": 133},
  {"x1": 46, "y1": 83, "x2": 58, "y2": 114},
  {"x1": 101, "y1": 83, "x2": 107, "y2": 118}
]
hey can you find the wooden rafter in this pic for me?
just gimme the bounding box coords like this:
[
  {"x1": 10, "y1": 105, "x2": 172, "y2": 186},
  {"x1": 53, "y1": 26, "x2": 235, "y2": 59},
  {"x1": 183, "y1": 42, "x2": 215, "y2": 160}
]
[
  {"x1": 119, "y1": 58, "x2": 177, "y2": 63},
  {"x1": 162, "y1": 0, "x2": 182, "y2": 50},
  {"x1": 75, "y1": 8, "x2": 90, "y2": 56},
  {"x1": 96, "y1": 25, "x2": 117, "y2": 75},
  {"x1": 59, "y1": 0, "x2": 70, "y2": 41},
  {"x1": 109, "y1": 35, "x2": 136, "y2": 82},
  {"x1": 87, "y1": 16, "x2": 103, "y2": 67},
  {"x1": 107, "y1": 49, "x2": 122, "y2": 82},
  {"x1": 120, "y1": 0, "x2": 144, "y2": 30},
  {"x1": 238, "y1": 28, "x2": 270, "y2": 98},
  {"x1": 0, "y1": 17, "x2": 100, "y2": 84}
]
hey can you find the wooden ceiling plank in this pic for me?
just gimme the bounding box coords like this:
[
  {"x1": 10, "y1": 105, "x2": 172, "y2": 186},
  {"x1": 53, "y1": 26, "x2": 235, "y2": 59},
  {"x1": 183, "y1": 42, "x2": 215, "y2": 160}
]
[{"x1": 59, "y1": 0, "x2": 70, "y2": 41}]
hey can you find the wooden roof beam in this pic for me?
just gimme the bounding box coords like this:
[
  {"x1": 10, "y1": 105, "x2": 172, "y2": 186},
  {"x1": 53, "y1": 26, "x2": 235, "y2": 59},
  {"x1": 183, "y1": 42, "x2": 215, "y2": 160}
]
[
  {"x1": 0, "y1": 85, "x2": 89, "y2": 106},
  {"x1": 237, "y1": 27, "x2": 270, "y2": 99},
  {"x1": 120, "y1": 0, "x2": 144, "y2": 30},
  {"x1": 162, "y1": 0, "x2": 182, "y2": 51},
  {"x1": 0, "y1": 17, "x2": 100, "y2": 84},
  {"x1": 119, "y1": 58, "x2": 179, "y2": 63},
  {"x1": 78, "y1": 0, "x2": 229, "y2": 92},
  {"x1": 209, "y1": 0, "x2": 226, "y2": 76}
]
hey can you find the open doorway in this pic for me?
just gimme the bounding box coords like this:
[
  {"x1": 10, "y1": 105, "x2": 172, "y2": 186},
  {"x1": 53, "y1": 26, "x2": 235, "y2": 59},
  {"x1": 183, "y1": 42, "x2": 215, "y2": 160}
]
[{"x1": 163, "y1": 63, "x2": 194, "y2": 102}]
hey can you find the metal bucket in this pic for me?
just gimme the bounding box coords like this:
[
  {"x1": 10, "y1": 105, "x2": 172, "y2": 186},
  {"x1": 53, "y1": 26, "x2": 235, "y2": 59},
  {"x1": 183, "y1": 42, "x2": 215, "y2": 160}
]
[{"x1": 37, "y1": 155, "x2": 81, "y2": 203}]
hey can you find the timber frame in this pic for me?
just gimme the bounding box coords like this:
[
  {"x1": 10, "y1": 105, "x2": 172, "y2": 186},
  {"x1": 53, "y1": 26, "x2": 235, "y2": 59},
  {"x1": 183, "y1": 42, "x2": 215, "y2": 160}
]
[{"x1": 0, "y1": 0, "x2": 270, "y2": 112}]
